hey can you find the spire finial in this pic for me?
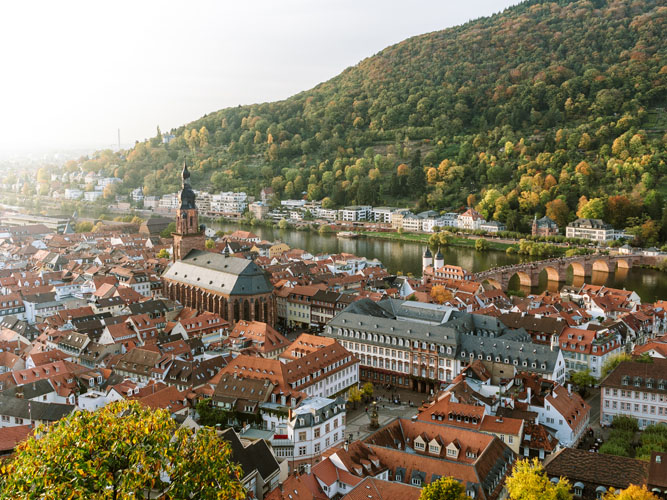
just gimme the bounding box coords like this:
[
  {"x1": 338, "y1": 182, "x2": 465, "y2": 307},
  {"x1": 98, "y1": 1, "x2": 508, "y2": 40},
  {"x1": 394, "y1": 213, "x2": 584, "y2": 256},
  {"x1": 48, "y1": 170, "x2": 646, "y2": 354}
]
[{"x1": 182, "y1": 161, "x2": 190, "y2": 185}]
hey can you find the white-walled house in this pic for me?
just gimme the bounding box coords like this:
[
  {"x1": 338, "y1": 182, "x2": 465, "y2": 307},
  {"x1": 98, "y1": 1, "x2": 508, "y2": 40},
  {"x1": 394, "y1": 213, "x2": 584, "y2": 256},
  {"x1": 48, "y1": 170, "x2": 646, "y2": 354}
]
[
  {"x1": 529, "y1": 384, "x2": 590, "y2": 447},
  {"x1": 275, "y1": 396, "x2": 346, "y2": 472}
]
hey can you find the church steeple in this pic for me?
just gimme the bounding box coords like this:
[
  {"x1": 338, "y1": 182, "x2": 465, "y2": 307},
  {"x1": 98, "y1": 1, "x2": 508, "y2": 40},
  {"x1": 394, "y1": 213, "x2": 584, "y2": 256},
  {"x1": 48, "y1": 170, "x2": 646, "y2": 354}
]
[
  {"x1": 172, "y1": 160, "x2": 205, "y2": 261},
  {"x1": 182, "y1": 161, "x2": 190, "y2": 185}
]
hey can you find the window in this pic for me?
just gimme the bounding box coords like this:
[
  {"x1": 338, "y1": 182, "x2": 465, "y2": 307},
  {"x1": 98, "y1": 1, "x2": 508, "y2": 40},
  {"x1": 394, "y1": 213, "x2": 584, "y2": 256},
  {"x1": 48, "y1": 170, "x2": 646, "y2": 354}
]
[
  {"x1": 314, "y1": 427, "x2": 320, "y2": 438},
  {"x1": 298, "y1": 446, "x2": 307, "y2": 456},
  {"x1": 298, "y1": 432, "x2": 306, "y2": 441},
  {"x1": 314, "y1": 443, "x2": 320, "y2": 454}
]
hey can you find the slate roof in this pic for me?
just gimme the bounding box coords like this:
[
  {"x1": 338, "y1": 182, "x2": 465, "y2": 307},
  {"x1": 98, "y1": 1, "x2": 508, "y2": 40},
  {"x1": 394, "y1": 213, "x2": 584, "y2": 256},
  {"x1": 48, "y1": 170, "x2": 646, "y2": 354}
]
[
  {"x1": 0, "y1": 395, "x2": 74, "y2": 421},
  {"x1": 601, "y1": 358, "x2": 667, "y2": 394},
  {"x1": 0, "y1": 378, "x2": 54, "y2": 399},
  {"x1": 163, "y1": 249, "x2": 273, "y2": 296},
  {"x1": 544, "y1": 448, "x2": 648, "y2": 492},
  {"x1": 457, "y1": 335, "x2": 559, "y2": 375},
  {"x1": 219, "y1": 428, "x2": 280, "y2": 482},
  {"x1": 291, "y1": 396, "x2": 344, "y2": 429}
]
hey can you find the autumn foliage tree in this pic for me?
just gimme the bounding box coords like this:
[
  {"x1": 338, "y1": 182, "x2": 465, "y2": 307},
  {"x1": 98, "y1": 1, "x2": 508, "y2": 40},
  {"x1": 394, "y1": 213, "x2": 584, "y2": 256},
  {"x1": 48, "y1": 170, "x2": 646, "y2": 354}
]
[
  {"x1": 419, "y1": 476, "x2": 472, "y2": 500},
  {"x1": 0, "y1": 401, "x2": 245, "y2": 500},
  {"x1": 545, "y1": 199, "x2": 570, "y2": 229},
  {"x1": 603, "y1": 485, "x2": 660, "y2": 500},
  {"x1": 431, "y1": 285, "x2": 452, "y2": 304},
  {"x1": 505, "y1": 459, "x2": 572, "y2": 500}
]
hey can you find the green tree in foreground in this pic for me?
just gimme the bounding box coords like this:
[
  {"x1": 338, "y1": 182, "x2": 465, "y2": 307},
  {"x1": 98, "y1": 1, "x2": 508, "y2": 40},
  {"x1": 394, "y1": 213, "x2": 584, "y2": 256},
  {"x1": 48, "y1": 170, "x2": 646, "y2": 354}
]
[
  {"x1": 0, "y1": 400, "x2": 245, "y2": 500},
  {"x1": 419, "y1": 476, "x2": 472, "y2": 500},
  {"x1": 205, "y1": 238, "x2": 216, "y2": 249},
  {"x1": 506, "y1": 458, "x2": 572, "y2": 500},
  {"x1": 157, "y1": 248, "x2": 170, "y2": 259}
]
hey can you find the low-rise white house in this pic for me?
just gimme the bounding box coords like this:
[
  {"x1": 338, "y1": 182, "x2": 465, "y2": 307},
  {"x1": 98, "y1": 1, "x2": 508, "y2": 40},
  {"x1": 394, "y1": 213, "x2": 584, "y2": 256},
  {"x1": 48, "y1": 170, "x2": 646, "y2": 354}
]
[
  {"x1": 284, "y1": 396, "x2": 346, "y2": 470},
  {"x1": 529, "y1": 384, "x2": 590, "y2": 447},
  {"x1": 457, "y1": 208, "x2": 485, "y2": 230}
]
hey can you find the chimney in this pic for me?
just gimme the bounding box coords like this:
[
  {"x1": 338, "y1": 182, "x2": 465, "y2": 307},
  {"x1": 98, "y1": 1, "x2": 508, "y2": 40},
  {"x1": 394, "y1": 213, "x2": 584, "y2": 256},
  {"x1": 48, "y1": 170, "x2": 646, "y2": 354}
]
[
  {"x1": 568, "y1": 384, "x2": 572, "y2": 396},
  {"x1": 527, "y1": 386, "x2": 532, "y2": 403}
]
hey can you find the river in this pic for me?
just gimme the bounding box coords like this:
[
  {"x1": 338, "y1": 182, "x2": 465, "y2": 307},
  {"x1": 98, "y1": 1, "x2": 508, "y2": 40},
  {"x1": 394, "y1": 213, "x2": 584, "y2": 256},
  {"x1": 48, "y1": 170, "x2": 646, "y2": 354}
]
[{"x1": 209, "y1": 222, "x2": 667, "y2": 303}]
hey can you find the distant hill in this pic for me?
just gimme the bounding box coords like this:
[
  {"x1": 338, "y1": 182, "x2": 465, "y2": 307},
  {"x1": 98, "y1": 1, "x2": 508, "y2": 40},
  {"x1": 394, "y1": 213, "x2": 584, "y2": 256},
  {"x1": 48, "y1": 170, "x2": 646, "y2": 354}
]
[{"x1": 54, "y1": 0, "x2": 666, "y2": 243}]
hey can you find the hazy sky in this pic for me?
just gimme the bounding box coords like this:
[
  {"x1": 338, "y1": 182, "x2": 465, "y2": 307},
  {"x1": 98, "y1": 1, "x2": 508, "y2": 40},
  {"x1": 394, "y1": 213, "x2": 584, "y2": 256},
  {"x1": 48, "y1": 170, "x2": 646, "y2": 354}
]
[{"x1": 0, "y1": 0, "x2": 519, "y2": 153}]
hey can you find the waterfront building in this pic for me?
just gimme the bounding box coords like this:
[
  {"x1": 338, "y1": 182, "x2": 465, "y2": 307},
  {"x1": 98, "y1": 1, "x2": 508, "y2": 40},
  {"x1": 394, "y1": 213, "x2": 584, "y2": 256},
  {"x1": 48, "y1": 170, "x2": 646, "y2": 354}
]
[
  {"x1": 458, "y1": 208, "x2": 485, "y2": 230},
  {"x1": 566, "y1": 218, "x2": 626, "y2": 242},
  {"x1": 532, "y1": 215, "x2": 559, "y2": 236}
]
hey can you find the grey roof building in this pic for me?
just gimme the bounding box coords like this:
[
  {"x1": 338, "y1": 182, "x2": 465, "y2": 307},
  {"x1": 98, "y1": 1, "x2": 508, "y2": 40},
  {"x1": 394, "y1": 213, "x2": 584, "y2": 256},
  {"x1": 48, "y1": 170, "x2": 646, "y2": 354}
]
[
  {"x1": 162, "y1": 249, "x2": 276, "y2": 325},
  {"x1": 163, "y1": 250, "x2": 273, "y2": 297},
  {"x1": 0, "y1": 395, "x2": 74, "y2": 425},
  {"x1": 324, "y1": 298, "x2": 565, "y2": 393}
]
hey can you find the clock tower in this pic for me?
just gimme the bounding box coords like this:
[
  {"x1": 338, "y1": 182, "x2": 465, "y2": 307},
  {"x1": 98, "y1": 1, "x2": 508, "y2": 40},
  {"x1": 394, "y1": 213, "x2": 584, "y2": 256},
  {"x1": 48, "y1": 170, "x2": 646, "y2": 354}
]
[{"x1": 172, "y1": 162, "x2": 206, "y2": 261}]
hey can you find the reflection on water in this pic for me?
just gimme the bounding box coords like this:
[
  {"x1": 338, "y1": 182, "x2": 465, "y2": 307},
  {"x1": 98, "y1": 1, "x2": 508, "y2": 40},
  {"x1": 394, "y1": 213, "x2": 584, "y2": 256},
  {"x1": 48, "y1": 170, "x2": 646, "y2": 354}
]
[{"x1": 210, "y1": 222, "x2": 667, "y2": 303}]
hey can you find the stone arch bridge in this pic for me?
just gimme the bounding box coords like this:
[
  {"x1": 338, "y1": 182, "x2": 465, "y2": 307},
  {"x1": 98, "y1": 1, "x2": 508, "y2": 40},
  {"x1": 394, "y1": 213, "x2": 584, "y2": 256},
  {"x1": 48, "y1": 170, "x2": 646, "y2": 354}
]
[{"x1": 473, "y1": 254, "x2": 647, "y2": 290}]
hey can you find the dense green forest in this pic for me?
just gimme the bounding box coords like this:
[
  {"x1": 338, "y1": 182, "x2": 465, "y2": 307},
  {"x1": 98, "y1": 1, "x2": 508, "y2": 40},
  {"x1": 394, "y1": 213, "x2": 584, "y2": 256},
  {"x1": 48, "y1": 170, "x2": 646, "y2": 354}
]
[{"x1": 43, "y1": 0, "x2": 667, "y2": 244}]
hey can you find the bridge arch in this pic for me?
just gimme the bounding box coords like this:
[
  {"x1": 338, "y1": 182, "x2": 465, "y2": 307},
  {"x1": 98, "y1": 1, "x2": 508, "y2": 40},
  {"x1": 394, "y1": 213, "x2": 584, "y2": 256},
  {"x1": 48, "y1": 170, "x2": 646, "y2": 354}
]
[
  {"x1": 511, "y1": 271, "x2": 534, "y2": 288},
  {"x1": 540, "y1": 266, "x2": 561, "y2": 283},
  {"x1": 568, "y1": 261, "x2": 586, "y2": 277},
  {"x1": 482, "y1": 278, "x2": 502, "y2": 290},
  {"x1": 616, "y1": 258, "x2": 631, "y2": 270},
  {"x1": 592, "y1": 259, "x2": 611, "y2": 273}
]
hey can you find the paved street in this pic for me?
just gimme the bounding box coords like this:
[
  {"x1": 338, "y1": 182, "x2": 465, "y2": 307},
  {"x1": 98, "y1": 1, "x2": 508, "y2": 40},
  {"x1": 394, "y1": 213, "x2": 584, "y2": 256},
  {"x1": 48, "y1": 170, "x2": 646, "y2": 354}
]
[
  {"x1": 344, "y1": 385, "x2": 428, "y2": 441},
  {"x1": 586, "y1": 386, "x2": 602, "y2": 433}
]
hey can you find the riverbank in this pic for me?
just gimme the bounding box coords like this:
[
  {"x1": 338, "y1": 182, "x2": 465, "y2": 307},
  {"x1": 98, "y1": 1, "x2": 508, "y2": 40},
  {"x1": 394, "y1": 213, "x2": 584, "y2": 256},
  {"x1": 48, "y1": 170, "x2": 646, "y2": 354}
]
[{"x1": 360, "y1": 231, "x2": 513, "y2": 252}]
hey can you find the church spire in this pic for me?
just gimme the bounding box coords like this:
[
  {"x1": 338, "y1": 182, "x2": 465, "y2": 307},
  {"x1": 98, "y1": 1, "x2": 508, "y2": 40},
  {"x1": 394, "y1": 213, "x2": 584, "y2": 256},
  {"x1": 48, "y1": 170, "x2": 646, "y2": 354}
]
[{"x1": 182, "y1": 161, "x2": 190, "y2": 185}]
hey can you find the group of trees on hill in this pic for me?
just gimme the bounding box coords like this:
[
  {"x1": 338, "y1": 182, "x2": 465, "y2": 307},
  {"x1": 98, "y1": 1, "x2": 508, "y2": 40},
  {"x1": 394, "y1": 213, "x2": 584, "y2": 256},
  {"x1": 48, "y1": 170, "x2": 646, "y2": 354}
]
[{"x1": 25, "y1": 0, "x2": 666, "y2": 244}]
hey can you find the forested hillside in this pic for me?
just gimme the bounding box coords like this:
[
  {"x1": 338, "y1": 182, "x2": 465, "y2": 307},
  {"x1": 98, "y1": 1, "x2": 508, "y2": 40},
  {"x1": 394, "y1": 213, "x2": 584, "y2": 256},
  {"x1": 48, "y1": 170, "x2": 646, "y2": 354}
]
[{"x1": 50, "y1": 0, "x2": 667, "y2": 243}]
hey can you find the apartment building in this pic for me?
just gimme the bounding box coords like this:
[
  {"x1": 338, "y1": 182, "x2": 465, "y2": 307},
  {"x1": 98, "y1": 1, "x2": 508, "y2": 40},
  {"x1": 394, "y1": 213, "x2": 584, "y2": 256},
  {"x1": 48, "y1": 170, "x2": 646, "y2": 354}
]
[
  {"x1": 372, "y1": 207, "x2": 396, "y2": 224},
  {"x1": 339, "y1": 205, "x2": 372, "y2": 222},
  {"x1": 211, "y1": 192, "x2": 248, "y2": 214},
  {"x1": 600, "y1": 358, "x2": 667, "y2": 429},
  {"x1": 221, "y1": 340, "x2": 359, "y2": 400},
  {"x1": 566, "y1": 218, "x2": 626, "y2": 242},
  {"x1": 556, "y1": 327, "x2": 624, "y2": 378}
]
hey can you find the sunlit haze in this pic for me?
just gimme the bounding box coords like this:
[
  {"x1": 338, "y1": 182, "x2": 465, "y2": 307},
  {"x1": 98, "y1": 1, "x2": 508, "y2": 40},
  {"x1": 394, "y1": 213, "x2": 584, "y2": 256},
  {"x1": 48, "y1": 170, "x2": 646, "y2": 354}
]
[{"x1": 0, "y1": 0, "x2": 519, "y2": 154}]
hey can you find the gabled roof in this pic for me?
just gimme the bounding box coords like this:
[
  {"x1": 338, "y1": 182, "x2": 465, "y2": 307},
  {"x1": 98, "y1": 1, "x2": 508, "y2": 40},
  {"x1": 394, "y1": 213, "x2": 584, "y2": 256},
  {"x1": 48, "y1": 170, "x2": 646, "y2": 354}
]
[
  {"x1": 163, "y1": 249, "x2": 273, "y2": 296},
  {"x1": 544, "y1": 448, "x2": 648, "y2": 490}
]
